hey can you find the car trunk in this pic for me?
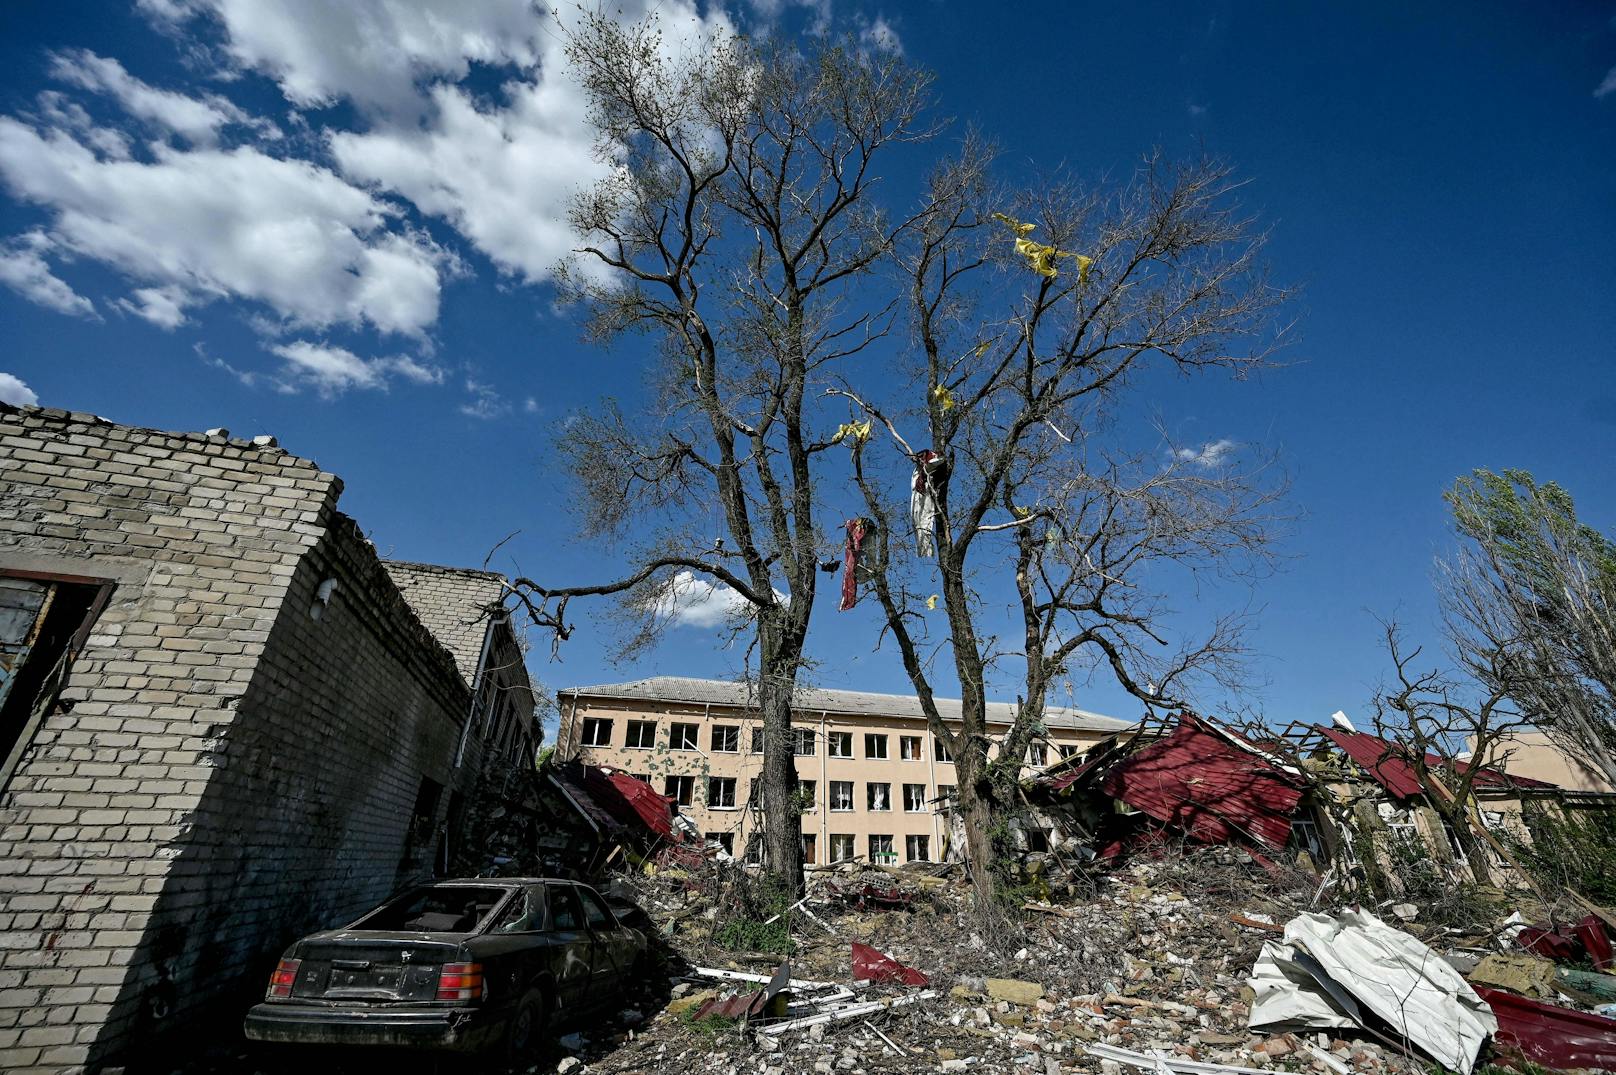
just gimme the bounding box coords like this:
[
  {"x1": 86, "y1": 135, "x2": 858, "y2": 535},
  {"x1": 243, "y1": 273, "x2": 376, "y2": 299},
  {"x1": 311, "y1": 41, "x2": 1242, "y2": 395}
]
[{"x1": 292, "y1": 933, "x2": 467, "y2": 1002}]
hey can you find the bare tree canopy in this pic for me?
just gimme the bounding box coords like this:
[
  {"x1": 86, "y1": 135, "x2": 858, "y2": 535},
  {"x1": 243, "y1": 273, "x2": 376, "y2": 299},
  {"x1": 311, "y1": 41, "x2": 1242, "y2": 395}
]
[
  {"x1": 1441, "y1": 468, "x2": 1616, "y2": 786},
  {"x1": 832, "y1": 147, "x2": 1293, "y2": 899},
  {"x1": 511, "y1": 14, "x2": 939, "y2": 892}
]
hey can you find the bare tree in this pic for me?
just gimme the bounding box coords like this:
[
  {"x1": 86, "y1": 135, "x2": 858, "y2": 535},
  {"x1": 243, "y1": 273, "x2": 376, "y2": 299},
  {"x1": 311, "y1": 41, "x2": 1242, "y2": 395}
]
[
  {"x1": 1368, "y1": 620, "x2": 1532, "y2": 886},
  {"x1": 1441, "y1": 470, "x2": 1616, "y2": 787},
  {"x1": 831, "y1": 149, "x2": 1290, "y2": 901},
  {"x1": 509, "y1": 15, "x2": 936, "y2": 893}
]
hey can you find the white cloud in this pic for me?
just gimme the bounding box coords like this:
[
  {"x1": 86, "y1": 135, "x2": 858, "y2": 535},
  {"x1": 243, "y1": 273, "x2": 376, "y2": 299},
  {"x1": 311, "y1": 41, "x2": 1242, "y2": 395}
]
[
  {"x1": 1173, "y1": 438, "x2": 1238, "y2": 469},
  {"x1": 116, "y1": 285, "x2": 190, "y2": 328},
  {"x1": 648, "y1": 570, "x2": 761, "y2": 628},
  {"x1": 268, "y1": 340, "x2": 442, "y2": 397},
  {"x1": 859, "y1": 15, "x2": 903, "y2": 56},
  {"x1": 0, "y1": 372, "x2": 40, "y2": 407},
  {"x1": 0, "y1": 117, "x2": 446, "y2": 336},
  {"x1": 1598, "y1": 66, "x2": 1616, "y2": 99},
  {"x1": 459, "y1": 377, "x2": 509, "y2": 419},
  {"x1": 523, "y1": 396, "x2": 538, "y2": 414},
  {"x1": 48, "y1": 49, "x2": 249, "y2": 145},
  {"x1": 329, "y1": 1, "x2": 729, "y2": 284},
  {"x1": 147, "y1": 0, "x2": 548, "y2": 115},
  {"x1": 0, "y1": 232, "x2": 97, "y2": 319}
]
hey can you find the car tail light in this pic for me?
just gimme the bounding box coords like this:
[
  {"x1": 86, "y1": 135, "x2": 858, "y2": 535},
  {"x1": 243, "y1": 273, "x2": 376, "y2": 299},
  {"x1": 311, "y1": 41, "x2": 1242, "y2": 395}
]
[
  {"x1": 266, "y1": 958, "x2": 300, "y2": 1000},
  {"x1": 436, "y1": 962, "x2": 483, "y2": 1002}
]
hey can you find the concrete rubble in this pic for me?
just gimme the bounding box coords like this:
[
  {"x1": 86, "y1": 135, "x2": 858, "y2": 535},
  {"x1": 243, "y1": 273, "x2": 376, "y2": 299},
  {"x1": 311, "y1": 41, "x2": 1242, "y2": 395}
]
[{"x1": 524, "y1": 846, "x2": 1611, "y2": 1075}]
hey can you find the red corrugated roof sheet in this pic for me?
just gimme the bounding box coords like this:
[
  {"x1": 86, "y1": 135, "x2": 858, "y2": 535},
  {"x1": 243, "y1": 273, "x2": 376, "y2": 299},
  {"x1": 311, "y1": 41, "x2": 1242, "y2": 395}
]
[
  {"x1": 1475, "y1": 986, "x2": 1616, "y2": 1071},
  {"x1": 1097, "y1": 715, "x2": 1306, "y2": 850},
  {"x1": 1315, "y1": 727, "x2": 1557, "y2": 800},
  {"x1": 554, "y1": 763, "x2": 676, "y2": 839}
]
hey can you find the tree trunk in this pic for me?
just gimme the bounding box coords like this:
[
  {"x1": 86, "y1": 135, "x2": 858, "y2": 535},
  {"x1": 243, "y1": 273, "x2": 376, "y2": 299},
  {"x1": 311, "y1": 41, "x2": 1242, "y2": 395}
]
[{"x1": 758, "y1": 626, "x2": 806, "y2": 896}]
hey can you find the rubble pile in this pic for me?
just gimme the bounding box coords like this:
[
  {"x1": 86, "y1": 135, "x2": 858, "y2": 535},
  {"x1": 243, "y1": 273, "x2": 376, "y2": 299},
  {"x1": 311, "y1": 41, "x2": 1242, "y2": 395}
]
[{"x1": 551, "y1": 847, "x2": 1565, "y2": 1075}]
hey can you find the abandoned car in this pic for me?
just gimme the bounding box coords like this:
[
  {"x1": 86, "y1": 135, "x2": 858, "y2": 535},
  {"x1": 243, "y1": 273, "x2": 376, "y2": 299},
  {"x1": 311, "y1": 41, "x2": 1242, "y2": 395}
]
[{"x1": 243, "y1": 877, "x2": 648, "y2": 1058}]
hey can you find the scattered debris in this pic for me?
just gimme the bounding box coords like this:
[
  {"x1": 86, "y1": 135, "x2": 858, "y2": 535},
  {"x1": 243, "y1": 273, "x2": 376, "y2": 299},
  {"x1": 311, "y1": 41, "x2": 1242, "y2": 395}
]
[{"x1": 1248, "y1": 909, "x2": 1496, "y2": 1074}]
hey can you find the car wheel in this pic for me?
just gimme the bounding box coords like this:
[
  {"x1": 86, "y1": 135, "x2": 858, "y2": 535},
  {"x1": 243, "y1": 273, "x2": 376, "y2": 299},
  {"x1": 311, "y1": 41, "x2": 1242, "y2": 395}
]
[{"x1": 504, "y1": 990, "x2": 547, "y2": 1067}]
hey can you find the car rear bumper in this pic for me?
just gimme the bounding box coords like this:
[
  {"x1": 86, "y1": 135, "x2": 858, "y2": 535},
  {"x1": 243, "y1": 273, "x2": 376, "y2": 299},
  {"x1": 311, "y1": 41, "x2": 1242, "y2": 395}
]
[{"x1": 244, "y1": 1001, "x2": 504, "y2": 1052}]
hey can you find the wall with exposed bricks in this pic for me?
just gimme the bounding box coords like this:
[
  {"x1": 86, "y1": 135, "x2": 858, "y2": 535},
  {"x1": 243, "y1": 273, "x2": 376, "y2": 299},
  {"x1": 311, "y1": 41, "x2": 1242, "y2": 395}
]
[{"x1": 0, "y1": 405, "x2": 491, "y2": 1072}]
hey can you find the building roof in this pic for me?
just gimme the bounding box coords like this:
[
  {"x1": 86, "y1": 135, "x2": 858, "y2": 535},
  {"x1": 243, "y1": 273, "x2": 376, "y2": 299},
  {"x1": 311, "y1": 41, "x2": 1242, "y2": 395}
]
[
  {"x1": 1314, "y1": 725, "x2": 1559, "y2": 798},
  {"x1": 382, "y1": 560, "x2": 508, "y2": 685},
  {"x1": 558, "y1": 675, "x2": 1133, "y2": 733}
]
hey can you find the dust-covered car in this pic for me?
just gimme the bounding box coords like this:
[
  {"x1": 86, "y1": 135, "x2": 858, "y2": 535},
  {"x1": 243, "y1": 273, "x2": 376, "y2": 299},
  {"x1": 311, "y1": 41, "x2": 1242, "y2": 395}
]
[{"x1": 244, "y1": 877, "x2": 648, "y2": 1061}]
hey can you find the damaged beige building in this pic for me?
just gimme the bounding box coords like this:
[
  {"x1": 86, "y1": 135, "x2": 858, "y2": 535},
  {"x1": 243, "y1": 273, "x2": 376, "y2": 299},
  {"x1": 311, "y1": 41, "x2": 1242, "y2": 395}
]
[{"x1": 557, "y1": 676, "x2": 1130, "y2": 865}]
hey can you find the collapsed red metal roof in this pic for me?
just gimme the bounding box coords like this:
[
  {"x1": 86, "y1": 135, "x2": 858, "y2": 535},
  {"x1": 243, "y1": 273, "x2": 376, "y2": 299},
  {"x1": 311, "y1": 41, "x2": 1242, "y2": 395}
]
[
  {"x1": 1475, "y1": 986, "x2": 1616, "y2": 1071},
  {"x1": 1094, "y1": 715, "x2": 1307, "y2": 850},
  {"x1": 1314, "y1": 727, "x2": 1558, "y2": 800},
  {"x1": 552, "y1": 763, "x2": 676, "y2": 840}
]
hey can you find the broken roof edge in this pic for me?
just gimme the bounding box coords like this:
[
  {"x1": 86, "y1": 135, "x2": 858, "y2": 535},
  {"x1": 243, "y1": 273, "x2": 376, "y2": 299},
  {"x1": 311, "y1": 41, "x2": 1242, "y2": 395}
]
[{"x1": 556, "y1": 675, "x2": 1134, "y2": 732}]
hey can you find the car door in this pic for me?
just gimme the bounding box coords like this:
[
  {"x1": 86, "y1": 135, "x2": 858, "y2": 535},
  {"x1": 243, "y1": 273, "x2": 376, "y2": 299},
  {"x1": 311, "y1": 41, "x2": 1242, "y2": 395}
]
[
  {"x1": 575, "y1": 884, "x2": 635, "y2": 1002},
  {"x1": 544, "y1": 883, "x2": 594, "y2": 1012},
  {"x1": 473, "y1": 885, "x2": 544, "y2": 1011}
]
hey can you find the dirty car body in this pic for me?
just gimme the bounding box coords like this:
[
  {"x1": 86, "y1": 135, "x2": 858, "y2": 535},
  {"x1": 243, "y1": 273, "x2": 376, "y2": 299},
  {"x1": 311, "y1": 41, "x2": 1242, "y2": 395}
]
[{"x1": 244, "y1": 877, "x2": 646, "y2": 1054}]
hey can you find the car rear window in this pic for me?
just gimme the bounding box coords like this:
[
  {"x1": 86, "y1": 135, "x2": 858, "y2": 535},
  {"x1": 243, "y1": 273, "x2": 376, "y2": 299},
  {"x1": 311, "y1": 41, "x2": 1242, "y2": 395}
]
[{"x1": 352, "y1": 886, "x2": 510, "y2": 933}]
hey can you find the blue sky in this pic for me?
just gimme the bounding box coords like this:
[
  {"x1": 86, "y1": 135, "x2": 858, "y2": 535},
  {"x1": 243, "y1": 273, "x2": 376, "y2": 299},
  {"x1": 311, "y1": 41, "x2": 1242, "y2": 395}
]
[{"x1": 1, "y1": 1, "x2": 1613, "y2": 735}]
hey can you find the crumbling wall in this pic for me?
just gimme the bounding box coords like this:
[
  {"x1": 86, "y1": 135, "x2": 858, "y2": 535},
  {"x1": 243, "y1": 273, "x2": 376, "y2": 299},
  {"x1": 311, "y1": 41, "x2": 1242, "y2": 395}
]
[
  {"x1": 108, "y1": 509, "x2": 476, "y2": 1065},
  {"x1": 0, "y1": 406, "x2": 485, "y2": 1073},
  {"x1": 0, "y1": 406, "x2": 336, "y2": 1072}
]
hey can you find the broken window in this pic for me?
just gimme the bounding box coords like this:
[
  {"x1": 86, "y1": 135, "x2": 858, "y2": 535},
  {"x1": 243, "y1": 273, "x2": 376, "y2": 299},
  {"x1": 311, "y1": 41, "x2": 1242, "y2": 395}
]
[
  {"x1": 707, "y1": 776, "x2": 737, "y2": 809},
  {"x1": 868, "y1": 834, "x2": 895, "y2": 864},
  {"x1": 1, "y1": 572, "x2": 109, "y2": 789},
  {"x1": 664, "y1": 775, "x2": 695, "y2": 806},
  {"x1": 400, "y1": 776, "x2": 443, "y2": 872},
  {"x1": 714, "y1": 832, "x2": 734, "y2": 855},
  {"x1": 580, "y1": 718, "x2": 613, "y2": 747},
  {"x1": 937, "y1": 784, "x2": 956, "y2": 802},
  {"x1": 934, "y1": 738, "x2": 954, "y2": 762},
  {"x1": 906, "y1": 835, "x2": 930, "y2": 862},
  {"x1": 743, "y1": 834, "x2": 765, "y2": 866},
  {"x1": 864, "y1": 734, "x2": 888, "y2": 760},
  {"x1": 792, "y1": 729, "x2": 816, "y2": 756},
  {"x1": 548, "y1": 885, "x2": 584, "y2": 931},
  {"x1": 1057, "y1": 743, "x2": 1080, "y2": 759},
  {"x1": 1026, "y1": 743, "x2": 1047, "y2": 766},
  {"x1": 711, "y1": 724, "x2": 739, "y2": 753},
  {"x1": 827, "y1": 731, "x2": 853, "y2": 758},
  {"x1": 670, "y1": 723, "x2": 698, "y2": 750},
  {"x1": 899, "y1": 735, "x2": 921, "y2": 761},
  {"x1": 631, "y1": 773, "x2": 650, "y2": 785},
  {"x1": 799, "y1": 779, "x2": 816, "y2": 808},
  {"x1": 747, "y1": 778, "x2": 759, "y2": 807},
  {"x1": 801, "y1": 833, "x2": 817, "y2": 865},
  {"x1": 903, "y1": 783, "x2": 927, "y2": 812},
  {"x1": 829, "y1": 834, "x2": 856, "y2": 863},
  {"x1": 829, "y1": 781, "x2": 854, "y2": 811},
  {"x1": 750, "y1": 727, "x2": 764, "y2": 753},
  {"x1": 625, "y1": 720, "x2": 657, "y2": 748},
  {"x1": 867, "y1": 782, "x2": 891, "y2": 811}
]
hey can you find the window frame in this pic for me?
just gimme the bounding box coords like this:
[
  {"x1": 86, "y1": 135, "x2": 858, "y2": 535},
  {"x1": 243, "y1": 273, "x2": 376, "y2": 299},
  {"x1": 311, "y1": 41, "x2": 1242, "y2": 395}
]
[
  {"x1": 827, "y1": 731, "x2": 853, "y2": 759},
  {"x1": 580, "y1": 717, "x2": 614, "y2": 748},
  {"x1": 902, "y1": 783, "x2": 927, "y2": 812},
  {"x1": 868, "y1": 834, "x2": 895, "y2": 864},
  {"x1": 711, "y1": 724, "x2": 740, "y2": 753},
  {"x1": 792, "y1": 728, "x2": 816, "y2": 756},
  {"x1": 934, "y1": 738, "x2": 954, "y2": 762},
  {"x1": 663, "y1": 774, "x2": 695, "y2": 806},
  {"x1": 707, "y1": 776, "x2": 737, "y2": 809},
  {"x1": 899, "y1": 735, "x2": 922, "y2": 761},
  {"x1": 864, "y1": 733, "x2": 888, "y2": 760},
  {"x1": 866, "y1": 781, "x2": 891, "y2": 812},
  {"x1": 750, "y1": 727, "x2": 765, "y2": 753},
  {"x1": 670, "y1": 723, "x2": 699, "y2": 751},
  {"x1": 905, "y1": 834, "x2": 930, "y2": 863},
  {"x1": 625, "y1": 720, "x2": 657, "y2": 749},
  {"x1": 829, "y1": 834, "x2": 856, "y2": 863},
  {"x1": 828, "y1": 780, "x2": 854, "y2": 812}
]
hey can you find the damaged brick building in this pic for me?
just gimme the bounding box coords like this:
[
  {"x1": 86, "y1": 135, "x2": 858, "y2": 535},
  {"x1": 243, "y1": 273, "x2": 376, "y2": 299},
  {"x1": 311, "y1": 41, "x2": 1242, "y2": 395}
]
[{"x1": 0, "y1": 406, "x2": 539, "y2": 1072}]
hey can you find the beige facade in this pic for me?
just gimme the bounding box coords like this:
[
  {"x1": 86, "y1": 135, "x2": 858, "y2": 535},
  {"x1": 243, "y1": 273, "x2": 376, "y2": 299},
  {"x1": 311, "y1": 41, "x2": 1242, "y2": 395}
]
[
  {"x1": 1476, "y1": 730, "x2": 1615, "y2": 794},
  {"x1": 556, "y1": 677, "x2": 1131, "y2": 866}
]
